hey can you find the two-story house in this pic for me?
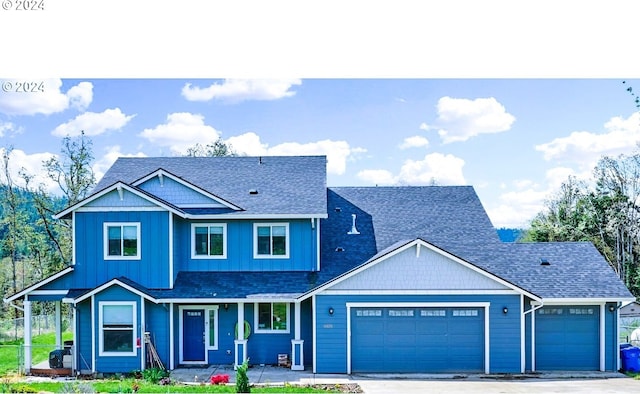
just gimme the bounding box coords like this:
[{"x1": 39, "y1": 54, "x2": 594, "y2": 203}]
[{"x1": 4, "y1": 155, "x2": 635, "y2": 375}]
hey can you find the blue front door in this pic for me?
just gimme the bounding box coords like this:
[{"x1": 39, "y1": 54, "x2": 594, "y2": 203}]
[{"x1": 183, "y1": 309, "x2": 205, "y2": 362}]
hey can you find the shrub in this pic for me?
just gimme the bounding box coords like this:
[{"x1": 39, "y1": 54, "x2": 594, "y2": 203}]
[
  {"x1": 210, "y1": 374, "x2": 230, "y2": 385},
  {"x1": 235, "y1": 360, "x2": 250, "y2": 393},
  {"x1": 141, "y1": 367, "x2": 169, "y2": 384}
]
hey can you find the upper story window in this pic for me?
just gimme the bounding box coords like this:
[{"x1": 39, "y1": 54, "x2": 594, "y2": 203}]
[
  {"x1": 192, "y1": 223, "x2": 227, "y2": 259},
  {"x1": 253, "y1": 223, "x2": 289, "y2": 258},
  {"x1": 104, "y1": 223, "x2": 140, "y2": 260}
]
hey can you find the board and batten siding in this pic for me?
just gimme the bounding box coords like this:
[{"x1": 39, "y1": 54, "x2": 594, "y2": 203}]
[
  {"x1": 76, "y1": 301, "x2": 93, "y2": 372},
  {"x1": 145, "y1": 301, "x2": 170, "y2": 368},
  {"x1": 314, "y1": 294, "x2": 522, "y2": 374},
  {"x1": 174, "y1": 218, "x2": 318, "y2": 272},
  {"x1": 74, "y1": 211, "x2": 170, "y2": 289},
  {"x1": 84, "y1": 189, "x2": 158, "y2": 208},
  {"x1": 92, "y1": 285, "x2": 142, "y2": 373},
  {"x1": 137, "y1": 176, "x2": 227, "y2": 208}
]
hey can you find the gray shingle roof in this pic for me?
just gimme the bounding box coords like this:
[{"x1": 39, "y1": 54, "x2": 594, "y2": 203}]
[{"x1": 93, "y1": 156, "x2": 327, "y2": 216}]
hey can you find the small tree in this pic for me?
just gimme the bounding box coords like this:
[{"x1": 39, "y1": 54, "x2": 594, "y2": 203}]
[{"x1": 235, "y1": 359, "x2": 250, "y2": 393}]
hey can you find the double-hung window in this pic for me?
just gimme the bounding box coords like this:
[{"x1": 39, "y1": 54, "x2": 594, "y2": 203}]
[
  {"x1": 253, "y1": 223, "x2": 289, "y2": 258},
  {"x1": 99, "y1": 301, "x2": 136, "y2": 356},
  {"x1": 255, "y1": 302, "x2": 289, "y2": 333},
  {"x1": 104, "y1": 223, "x2": 140, "y2": 260},
  {"x1": 192, "y1": 223, "x2": 227, "y2": 259}
]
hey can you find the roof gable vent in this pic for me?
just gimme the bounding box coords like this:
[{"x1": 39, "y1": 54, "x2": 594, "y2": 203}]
[
  {"x1": 540, "y1": 258, "x2": 551, "y2": 266},
  {"x1": 249, "y1": 189, "x2": 258, "y2": 195}
]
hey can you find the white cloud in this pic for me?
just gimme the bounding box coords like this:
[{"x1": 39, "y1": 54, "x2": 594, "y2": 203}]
[
  {"x1": 139, "y1": 112, "x2": 221, "y2": 154},
  {"x1": 67, "y1": 82, "x2": 93, "y2": 111},
  {"x1": 93, "y1": 145, "x2": 147, "y2": 182},
  {"x1": 486, "y1": 166, "x2": 592, "y2": 228},
  {"x1": 399, "y1": 135, "x2": 429, "y2": 149},
  {"x1": 0, "y1": 121, "x2": 15, "y2": 137},
  {"x1": 0, "y1": 79, "x2": 93, "y2": 115},
  {"x1": 357, "y1": 152, "x2": 467, "y2": 186},
  {"x1": 432, "y1": 96, "x2": 515, "y2": 143},
  {"x1": 226, "y1": 132, "x2": 364, "y2": 175},
  {"x1": 357, "y1": 169, "x2": 396, "y2": 185},
  {"x1": 52, "y1": 108, "x2": 135, "y2": 137},
  {"x1": 535, "y1": 112, "x2": 640, "y2": 165},
  {"x1": 182, "y1": 79, "x2": 302, "y2": 103},
  {"x1": 419, "y1": 123, "x2": 430, "y2": 131},
  {"x1": 0, "y1": 148, "x2": 57, "y2": 193}
]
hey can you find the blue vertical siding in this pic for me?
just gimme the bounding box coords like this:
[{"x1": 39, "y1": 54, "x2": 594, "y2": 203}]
[
  {"x1": 175, "y1": 219, "x2": 317, "y2": 272},
  {"x1": 138, "y1": 176, "x2": 225, "y2": 207},
  {"x1": 314, "y1": 294, "x2": 522, "y2": 374},
  {"x1": 605, "y1": 302, "x2": 617, "y2": 371},
  {"x1": 208, "y1": 304, "x2": 237, "y2": 365},
  {"x1": 145, "y1": 301, "x2": 170, "y2": 368},
  {"x1": 76, "y1": 301, "x2": 93, "y2": 372},
  {"x1": 74, "y1": 211, "x2": 170, "y2": 289},
  {"x1": 93, "y1": 285, "x2": 142, "y2": 373}
]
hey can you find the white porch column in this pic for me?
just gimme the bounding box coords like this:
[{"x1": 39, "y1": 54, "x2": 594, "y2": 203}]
[
  {"x1": 234, "y1": 302, "x2": 247, "y2": 369},
  {"x1": 55, "y1": 301, "x2": 62, "y2": 350},
  {"x1": 291, "y1": 301, "x2": 304, "y2": 370},
  {"x1": 24, "y1": 299, "x2": 32, "y2": 374}
]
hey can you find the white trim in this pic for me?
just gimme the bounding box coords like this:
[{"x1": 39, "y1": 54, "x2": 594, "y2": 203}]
[
  {"x1": 169, "y1": 303, "x2": 174, "y2": 370},
  {"x1": 77, "y1": 207, "x2": 167, "y2": 213},
  {"x1": 299, "y1": 239, "x2": 540, "y2": 302},
  {"x1": 531, "y1": 305, "x2": 536, "y2": 372},
  {"x1": 345, "y1": 302, "x2": 490, "y2": 374},
  {"x1": 254, "y1": 302, "x2": 291, "y2": 333},
  {"x1": 91, "y1": 295, "x2": 95, "y2": 372},
  {"x1": 253, "y1": 223, "x2": 290, "y2": 259},
  {"x1": 141, "y1": 296, "x2": 145, "y2": 371},
  {"x1": 322, "y1": 289, "x2": 519, "y2": 295},
  {"x1": 539, "y1": 297, "x2": 635, "y2": 304},
  {"x1": 191, "y1": 223, "x2": 227, "y2": 259},
  {"x1": 3, "y1": 267, "x2": 74, "y2": 302},
  {"x1": 28, "y1": 290, "x2": 68, "y2": 296},
  {"x1": 54, "y1": 181, "x2": 186, "y2": 219},
  {"x1": 312, "y1": 295, "x2": 317, "y2": 374},
  {"x1": 520, "y1": 294, "x2": 525, "y2": 373},
  {"x1": 103, "y1": 222, "x2": 141, "y2": 261},
  {"x1": 72, "y1": 211, "x2": 76, "y2": 265},
  {"x1": 156, "y1": 297, "x2": 299, "y2": 304},
  {"x1": 600, "y1": 304, "x2": 605, "y2": 371},
  {"x1": 132, "y1": 169, "x2": 243, "y2": 211},
  {"x1": 294, "y1": 302, "x2": 301, "y2": 340},
  {"x1": 73, "y1": 279, "x2": 158, "y2": 304},
  {"x1": 178, "y1": 305, "x2": 219, "y2": 364},
  {"x1": 169, "y1": 213, "x2": 174, "y2": 288},
  {"x1": 72, "y1": 302, "x2": 77, "y2": 372},
  {"x1": 616, "y1": 304, "x2": 621, "y2": 371},
  {"x1": 316, "y1": 219, "x2": 321, "y2": 271},
  {"x1": 98, "y1": 301, "x2": 137, "y2": 357},
  {"x1": 186, "y1": 213, "x2": 327, "y2": 220}
]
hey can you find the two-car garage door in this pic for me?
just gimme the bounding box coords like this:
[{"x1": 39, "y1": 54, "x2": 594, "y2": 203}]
[{"x1": 351, "y1": 306, "x2": 485, "y2": 373}]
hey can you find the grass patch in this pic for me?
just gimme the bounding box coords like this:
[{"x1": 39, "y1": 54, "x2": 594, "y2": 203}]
[
  {"x1": 0, "y1": 380, "x2": 347, "y2": 393},
  {"x1": 0, "y1": 331, "x2": 73, "y2": 375}
]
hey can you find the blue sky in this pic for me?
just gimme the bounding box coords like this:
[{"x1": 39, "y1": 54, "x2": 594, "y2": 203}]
[
  {"x1": 1, "y1": 1, "x2": 640, "y2": 228},
  {"x1": 1, "y1": 78, "x2": 639, "y2": 228}
]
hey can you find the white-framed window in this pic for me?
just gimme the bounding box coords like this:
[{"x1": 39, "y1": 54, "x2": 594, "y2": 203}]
[
  {"x1": 255, "y1": 302, "x2": 289, "y2": 333},
  {"x1": 356, "y1": 309, "x2": 382, "y2": 317},
  {"x1": 104, "y1": 223, "x2": 141, "y2": 260},
  {"x1": 99, "y1": 301, "x2": 136, "y2": 356},
  {"x1": 421, "y1": 309, "x2": 446, "y2": 317},
  {"x1": 253, "y1": 223, "x2": 289, "y2": 258},
  {"x1": 191, "y1": 223, "x2": 227, "y2": 259},
  {"x1": 208, "y1": 308, "x2": 219, "y2": 350},
  {"x1": 452, "y1": 309, "x2": 479, "y2": 317}
]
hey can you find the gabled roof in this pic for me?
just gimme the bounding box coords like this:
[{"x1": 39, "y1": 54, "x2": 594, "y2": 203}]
[
  {"x1": 132, "y1": 168, "x2": 243, "y2": 211},
  {"x1": 92, "y1": 156, "x2": 328, "y2": 218},
  {"x1": 54, "y1": 181, "x2": 187, "y2": 220},
  {"x1": 3, "y1": 267, "x2": 74, "y2": 303},
  {"x1": 68, "y1": 277, "x2": 160, "y2": 304}
]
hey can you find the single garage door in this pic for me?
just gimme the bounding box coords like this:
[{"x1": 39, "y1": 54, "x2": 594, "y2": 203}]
[
  {"x1": 535, "y1": 305, "x2": 599, "y2": 370},
  {"x1": 351, "y1": 306, "x2": 484, "y2": 373}
]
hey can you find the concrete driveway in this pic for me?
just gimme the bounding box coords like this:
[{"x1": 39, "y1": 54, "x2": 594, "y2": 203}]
[{"x1": 355, "y1": 375, "x2": 640, "y2": 393}]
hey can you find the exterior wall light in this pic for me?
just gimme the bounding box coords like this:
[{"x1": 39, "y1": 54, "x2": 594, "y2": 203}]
[
  {"x1": 502, "y1": 307, "x2": 508, "y2": 314},
  {"x1": 328, "y1": 307, "x2": 334, "y2": 315},
  {"x1": 608, "y1": 305, "x2": 616, "y2": 312}
]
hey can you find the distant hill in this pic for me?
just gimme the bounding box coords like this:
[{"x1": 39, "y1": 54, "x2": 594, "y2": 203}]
[{"x1": 496, "y1": 228, "x2": 524, "y2": 243}]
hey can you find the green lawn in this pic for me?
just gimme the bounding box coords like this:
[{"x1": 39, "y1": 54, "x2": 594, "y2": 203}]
[
  {"x1": 0, "y1": 331, "x2": 73, "y2": 375},
  {"x1": 0, "y1": 380, "x2": 344, "y2": 393}
]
